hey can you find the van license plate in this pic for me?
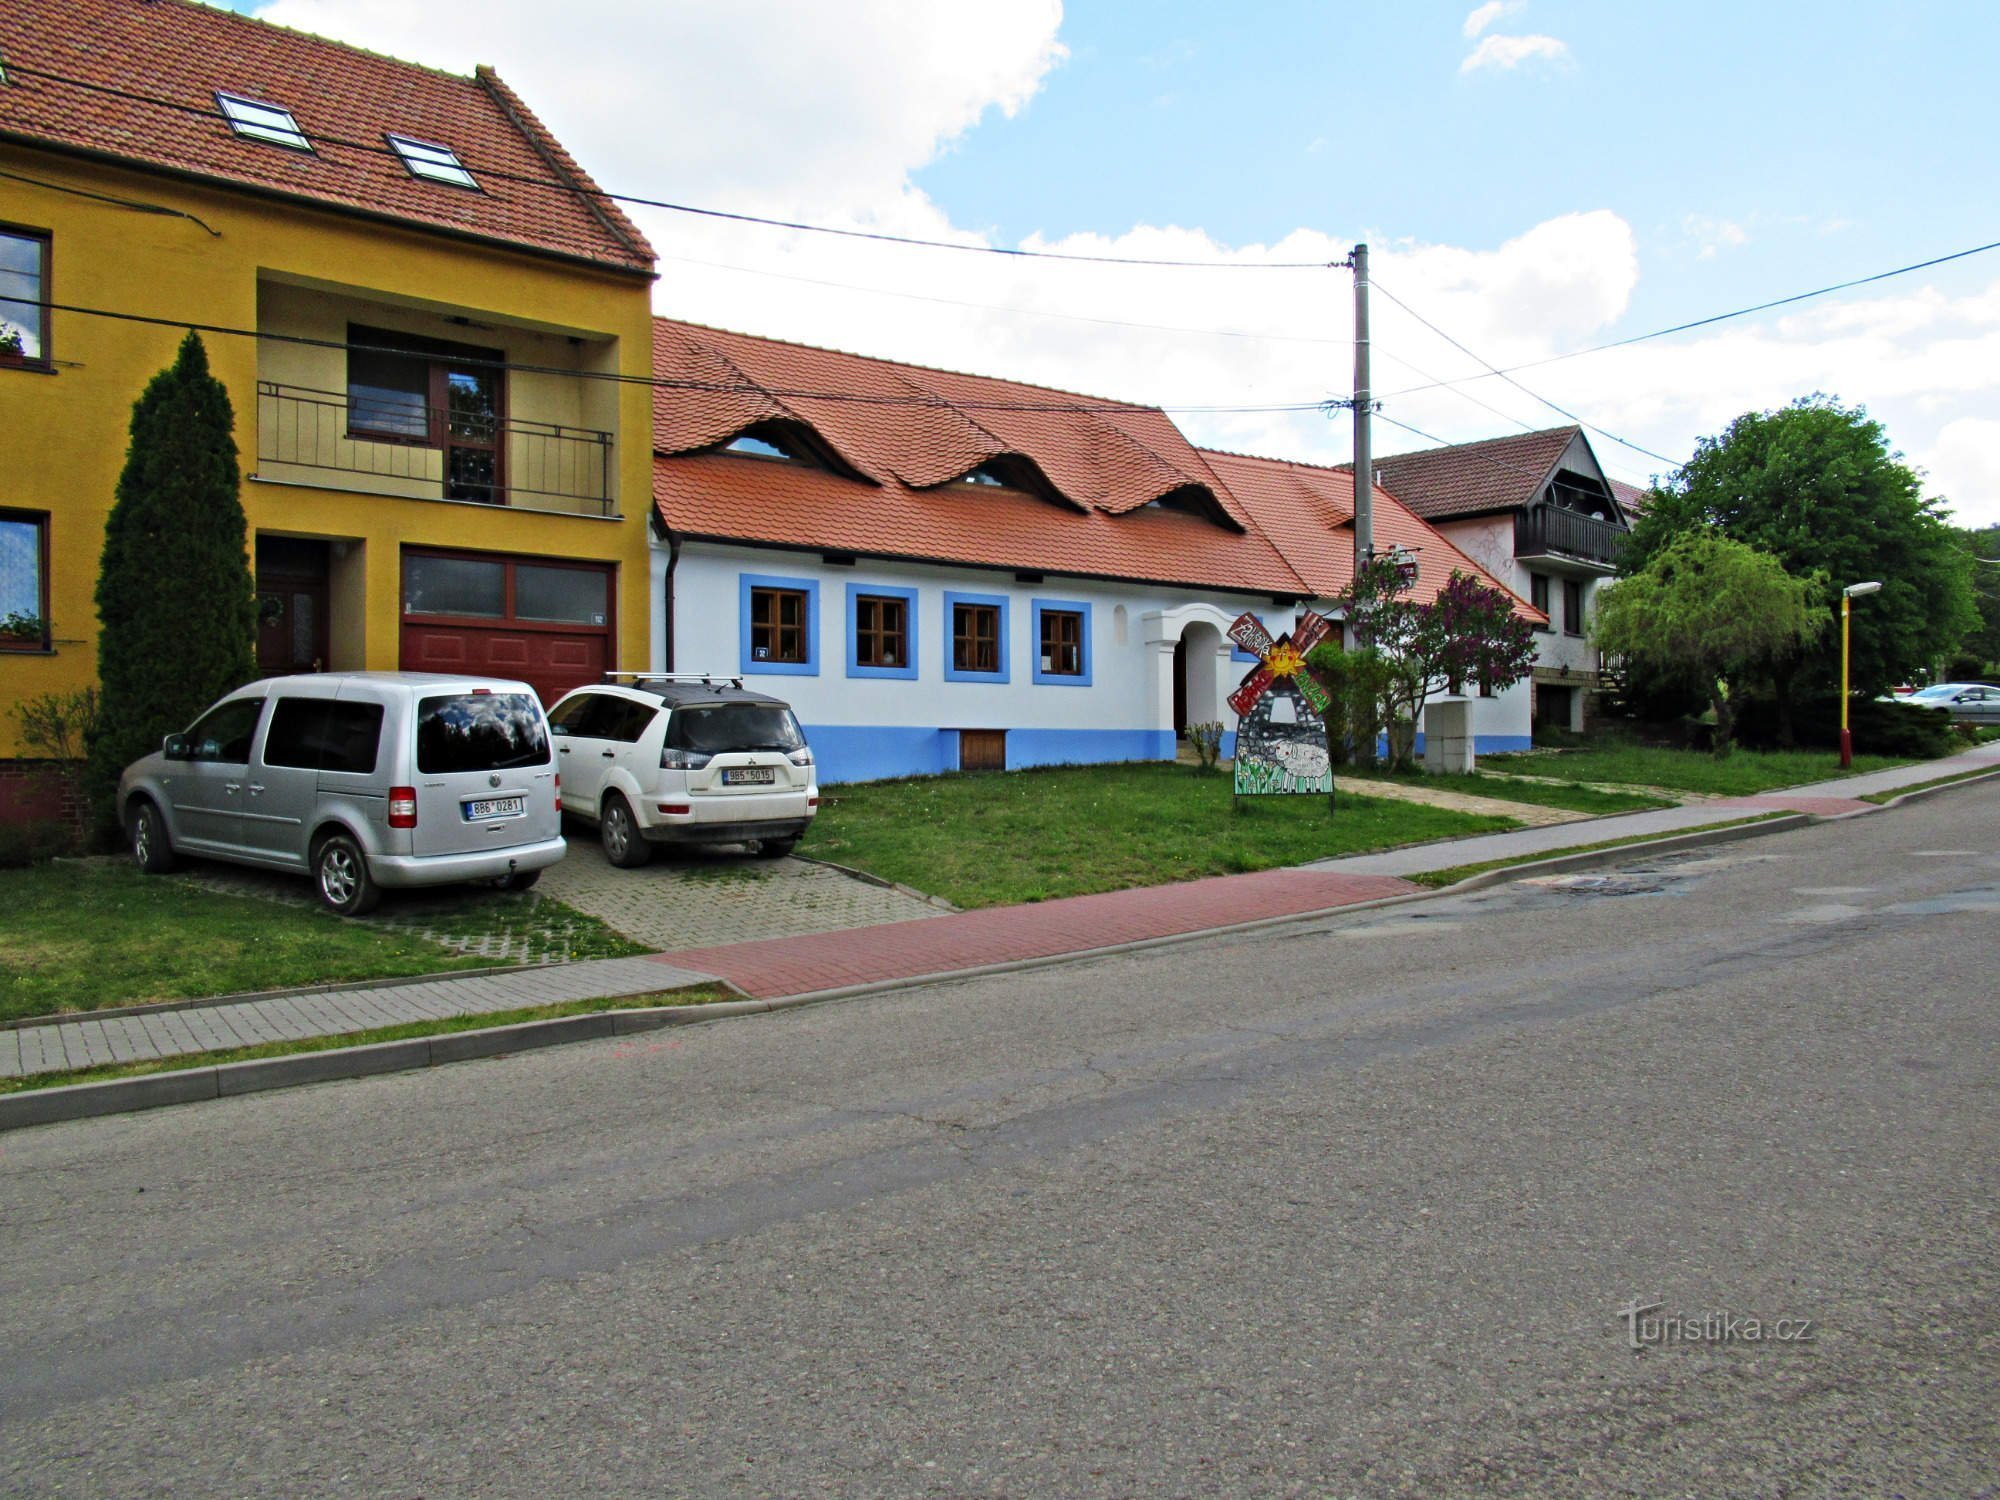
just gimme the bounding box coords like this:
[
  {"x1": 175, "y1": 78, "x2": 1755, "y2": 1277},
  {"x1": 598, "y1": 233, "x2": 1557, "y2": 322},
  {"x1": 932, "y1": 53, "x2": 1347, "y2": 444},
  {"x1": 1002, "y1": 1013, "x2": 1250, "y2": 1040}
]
[
  {"x1": 464, "y1": 795, "x2": 525, "y2": 820},
  {"x1": 722, "y1": 767, "x2": 776, "y2": 786}
]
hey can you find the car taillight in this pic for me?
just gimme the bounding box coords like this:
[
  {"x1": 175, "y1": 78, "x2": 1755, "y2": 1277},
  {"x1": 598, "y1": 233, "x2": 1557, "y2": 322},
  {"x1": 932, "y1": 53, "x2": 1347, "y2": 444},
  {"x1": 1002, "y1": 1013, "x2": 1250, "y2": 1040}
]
[
  {"x1": 808, "y1": 794, "x2": 819, "y2": 809},
  {"x1": 388, "y1": 787, "x2": 418, "y2": 828},
  {"x1": 554, "y1": 772, "x2": 561, "y2": 813},
  {"x1": 658, "y1": 803, "x2": 690, "y2": 816},
  {"x1": 787, "y1": 747, "x2": 814, "y2": 766},
  {"x1": 661, "y1": 747, "x2": 713, "y2": 769}
]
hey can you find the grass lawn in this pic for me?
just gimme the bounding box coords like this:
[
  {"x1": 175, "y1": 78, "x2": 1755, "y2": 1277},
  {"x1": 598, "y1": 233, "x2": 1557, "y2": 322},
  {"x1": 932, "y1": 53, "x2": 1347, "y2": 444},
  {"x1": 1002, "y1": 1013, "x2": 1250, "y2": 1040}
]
[
  {"x1": 1337, "y1": 767, "x2": 1674, "y2": 815},
  {"x1": 0, "y1": 862, "x2": 642, "y2": 1023},
  {"x1": 808, "y1": 761, "x2": 1518, "y2": 908},
  {"x1": 1480, "y1": 745, "x2": 1915, "y2": 798}
]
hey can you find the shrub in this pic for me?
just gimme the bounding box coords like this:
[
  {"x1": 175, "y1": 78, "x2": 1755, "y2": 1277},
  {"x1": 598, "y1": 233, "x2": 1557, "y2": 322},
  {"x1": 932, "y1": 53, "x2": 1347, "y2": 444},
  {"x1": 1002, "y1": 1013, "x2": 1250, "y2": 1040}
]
[
  {"x1": 1734, "y1": 692, "x2": 1955, "y2": 758},
  {"x1": 1186, "y1": 721, "x2": 1224, "y2": 772},
  {"x1": 0, "y1": 819, "x2": 74, "y2": 868}
]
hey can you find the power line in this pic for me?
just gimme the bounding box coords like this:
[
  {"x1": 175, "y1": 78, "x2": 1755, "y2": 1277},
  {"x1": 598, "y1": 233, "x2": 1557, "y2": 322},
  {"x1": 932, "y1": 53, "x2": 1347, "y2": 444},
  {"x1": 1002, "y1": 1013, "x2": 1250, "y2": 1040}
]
[
  {"x1": 3, "y1": 60, "x2": 1335, "y2": 271},
  {"x1": 0, "y1": 291, "x2": 1331, "y2": 415},
  {"x1": 1369, "y1": 277, "x2": 1680, "y2": 467},
  {"x1": 656, "y1": 251, "x2": 1357, "y2": 345},
  {"x1": 1380, "y1": 236, "x2": 2000, "y2": 398}
]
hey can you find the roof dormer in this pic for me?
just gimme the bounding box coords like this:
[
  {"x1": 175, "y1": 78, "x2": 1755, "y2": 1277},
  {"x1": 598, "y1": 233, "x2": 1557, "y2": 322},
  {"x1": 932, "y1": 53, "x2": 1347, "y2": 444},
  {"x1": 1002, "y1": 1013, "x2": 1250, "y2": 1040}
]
[
  {"x1": 1140, "y1": 484, "x2": 1242, "y2": 531},
  {"x1": 933, "y1": 453, "x2": 1084, "y2": 512},
  {"x1": 710, "y1": 420, "x2": 872, "y2": 483}
]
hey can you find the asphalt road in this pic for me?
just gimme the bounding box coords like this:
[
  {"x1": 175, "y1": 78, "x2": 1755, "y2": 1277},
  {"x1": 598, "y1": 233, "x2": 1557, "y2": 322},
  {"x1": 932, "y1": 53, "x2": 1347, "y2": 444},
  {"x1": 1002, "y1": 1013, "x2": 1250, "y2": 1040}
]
[{"x1": 3, "y1": 786, "x2": 1995, "y2": 1497}]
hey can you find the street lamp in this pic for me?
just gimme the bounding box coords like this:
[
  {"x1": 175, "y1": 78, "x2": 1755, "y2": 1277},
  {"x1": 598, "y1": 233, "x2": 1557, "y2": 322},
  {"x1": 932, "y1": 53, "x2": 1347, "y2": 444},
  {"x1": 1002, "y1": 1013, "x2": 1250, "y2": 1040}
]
[{"x1": 1840, "y1": 581, "x2": 1882, "y2": 768}]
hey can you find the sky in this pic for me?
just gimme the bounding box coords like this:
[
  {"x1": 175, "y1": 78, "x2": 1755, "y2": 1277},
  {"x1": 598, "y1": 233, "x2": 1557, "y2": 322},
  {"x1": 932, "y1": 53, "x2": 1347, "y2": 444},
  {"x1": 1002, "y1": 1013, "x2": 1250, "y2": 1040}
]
[{"x1": 232, "y1": 0, "x2": 2000, "y2": 527}]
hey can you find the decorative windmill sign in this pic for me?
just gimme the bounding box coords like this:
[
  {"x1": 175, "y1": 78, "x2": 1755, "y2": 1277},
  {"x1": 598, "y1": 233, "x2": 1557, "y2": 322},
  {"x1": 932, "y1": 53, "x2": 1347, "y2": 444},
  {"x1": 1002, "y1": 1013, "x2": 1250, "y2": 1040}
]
[{"x1": 1227, "y1": 609, "x2": 1334, "y2": 797}]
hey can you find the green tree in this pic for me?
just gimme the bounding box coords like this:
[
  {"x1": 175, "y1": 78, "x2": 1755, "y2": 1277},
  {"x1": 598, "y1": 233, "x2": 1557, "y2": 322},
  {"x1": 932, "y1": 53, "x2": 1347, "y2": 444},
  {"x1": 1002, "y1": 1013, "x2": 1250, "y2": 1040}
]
[
  {"x1": 1626, "y1": 397, "x2": 1976, "y2": 720},
  {"x1": 1319, "y1": 557, "x2": 1539, "y2": 772},
  {"x1": 1958, "y1": 524, "x2": 2000, "y2": 674},
  {"x1": 1592, "y1": 532, "x2": 1822, "y2": 756},
  {"x1": 88, "y1": 332, "x2": 256, "y2": 814}
]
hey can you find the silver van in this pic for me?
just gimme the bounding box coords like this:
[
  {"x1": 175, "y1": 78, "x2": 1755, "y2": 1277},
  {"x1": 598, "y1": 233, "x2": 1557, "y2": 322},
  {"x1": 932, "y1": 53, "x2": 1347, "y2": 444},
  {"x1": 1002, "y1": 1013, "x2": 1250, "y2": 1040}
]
[{"x1": 118, "y1": 672, "x2": 565, "y2": 915}]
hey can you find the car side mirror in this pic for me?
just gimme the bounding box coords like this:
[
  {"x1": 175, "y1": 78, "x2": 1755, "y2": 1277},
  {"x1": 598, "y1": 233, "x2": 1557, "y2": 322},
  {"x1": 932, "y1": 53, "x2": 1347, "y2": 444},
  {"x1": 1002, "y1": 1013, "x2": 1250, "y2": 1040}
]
[{"x1": 163, "y1": 733, "x2": 191, "y2": 760}]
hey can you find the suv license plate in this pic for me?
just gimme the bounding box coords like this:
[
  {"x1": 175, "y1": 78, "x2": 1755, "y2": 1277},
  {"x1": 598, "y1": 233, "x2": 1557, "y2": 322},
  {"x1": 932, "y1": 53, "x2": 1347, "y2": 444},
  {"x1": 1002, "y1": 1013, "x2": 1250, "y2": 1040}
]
[
  {"x1": 464, "y1": 795, "x2": 526, "y2": 820},
  {"x1": 722, "y1": 767, "x2": 776, "y2": 786}
]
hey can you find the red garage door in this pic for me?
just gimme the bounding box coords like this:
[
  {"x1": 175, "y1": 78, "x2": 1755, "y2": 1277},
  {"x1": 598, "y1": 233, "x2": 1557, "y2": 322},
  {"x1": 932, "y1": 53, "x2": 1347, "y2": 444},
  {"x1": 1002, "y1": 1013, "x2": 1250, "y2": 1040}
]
[{"x1": 400, "y1": 550, "x2": 613, "y2": 708}]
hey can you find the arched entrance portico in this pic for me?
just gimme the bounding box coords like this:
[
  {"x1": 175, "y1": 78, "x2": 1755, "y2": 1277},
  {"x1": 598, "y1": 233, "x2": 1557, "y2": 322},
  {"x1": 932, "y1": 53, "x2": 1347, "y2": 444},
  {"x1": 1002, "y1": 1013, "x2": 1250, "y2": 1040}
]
[{"x1": 1174, "y1": 620, "x2": 1224, "y2": 737}]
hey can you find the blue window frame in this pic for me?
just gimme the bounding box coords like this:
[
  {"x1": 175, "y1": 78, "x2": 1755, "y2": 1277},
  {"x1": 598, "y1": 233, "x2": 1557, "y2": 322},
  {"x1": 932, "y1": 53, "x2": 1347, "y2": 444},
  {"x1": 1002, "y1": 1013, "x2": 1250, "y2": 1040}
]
[
  {"x1": 1030, "y1": 598, "x2": 1092, "y2": 686},
  {"x1": 739, "y1": 572, "x2": 819, "y2": 677},
  {"x1": 943, "y1": 590, "x2": 1009, "y2": 683},
  {"x1": 846, "y1": 582, "x2": 920, "y2": 680}
]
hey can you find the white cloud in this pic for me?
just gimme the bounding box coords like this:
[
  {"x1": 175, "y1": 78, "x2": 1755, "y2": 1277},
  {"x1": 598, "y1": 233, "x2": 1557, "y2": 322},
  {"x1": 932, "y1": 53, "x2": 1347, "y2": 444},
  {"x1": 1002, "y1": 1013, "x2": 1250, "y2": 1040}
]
[
  {"x1": 1460, "y1": 34, "x2": 1573, "y2": 74},
  {"x1": 242, "y1": 1, "x2": 2000, "y2": 527},
  {"x1": 1923, "y1": 417, "x2": 2000, "y2": 527},
  {"x1": 1462, "y1": 2, "x2": 1524, "y2": 40},
  {"x1": 255, "y1": 0, "x2": 1066, "y2": 220},
  {"x1": 1683, "y1": 215, "x2": 1749, "y2": 260}
]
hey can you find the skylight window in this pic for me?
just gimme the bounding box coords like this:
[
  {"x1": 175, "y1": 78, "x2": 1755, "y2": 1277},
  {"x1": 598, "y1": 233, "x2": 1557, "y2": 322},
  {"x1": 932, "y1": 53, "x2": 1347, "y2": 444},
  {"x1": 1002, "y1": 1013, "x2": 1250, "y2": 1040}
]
[
  {"x1": 388, "y1": 133, "x2": 478, "y2": 189},
  {"x1": 958, "y1": 465, "x2": 1009, "y2": 487},
  {"x1": 217, "y1": 92, "x2": 311, "y2": 151}
]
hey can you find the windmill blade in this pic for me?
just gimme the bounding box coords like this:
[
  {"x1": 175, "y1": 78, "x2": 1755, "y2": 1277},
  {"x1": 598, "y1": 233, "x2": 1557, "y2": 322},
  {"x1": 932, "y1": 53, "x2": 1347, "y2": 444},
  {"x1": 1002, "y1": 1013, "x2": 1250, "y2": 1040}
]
[
  {"x1": 1292, "y1": 610, "x2": 1332, "y2": 656},
  {"x1": 1228, "y1": 664, "x2": 1275, "y2": 718},
  {"x1": 1227, "y1": 612, "x2": 1274, "y2": 658},
  {"x1": 1294, "y1": 671, "x2": 1331, "y2": 717}
]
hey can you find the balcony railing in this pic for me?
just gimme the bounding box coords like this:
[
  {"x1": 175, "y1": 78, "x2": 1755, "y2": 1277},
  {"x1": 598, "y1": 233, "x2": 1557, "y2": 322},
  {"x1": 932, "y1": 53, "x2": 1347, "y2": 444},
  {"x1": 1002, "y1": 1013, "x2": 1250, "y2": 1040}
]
[
  {"x1": 1516, "y1": 504, "x2": 1625, "y2": 569},
  {"x1": 255, "y1": 382, "x2": 614, "y2": 517}
]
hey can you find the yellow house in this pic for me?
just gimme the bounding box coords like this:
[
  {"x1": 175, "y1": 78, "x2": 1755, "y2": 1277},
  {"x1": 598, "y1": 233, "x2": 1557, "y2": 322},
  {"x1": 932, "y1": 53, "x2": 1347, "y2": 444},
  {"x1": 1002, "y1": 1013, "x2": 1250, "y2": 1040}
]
[{"x1": 0, "y1": 0, "x2": 657, "y2": 780}]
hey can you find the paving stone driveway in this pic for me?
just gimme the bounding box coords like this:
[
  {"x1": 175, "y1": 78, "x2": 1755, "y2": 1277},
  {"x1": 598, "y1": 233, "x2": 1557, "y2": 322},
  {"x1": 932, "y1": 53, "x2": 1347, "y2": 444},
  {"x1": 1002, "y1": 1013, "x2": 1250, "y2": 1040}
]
[{"x1": 539, "y1": 831, "x2": 946, "y2": 950}]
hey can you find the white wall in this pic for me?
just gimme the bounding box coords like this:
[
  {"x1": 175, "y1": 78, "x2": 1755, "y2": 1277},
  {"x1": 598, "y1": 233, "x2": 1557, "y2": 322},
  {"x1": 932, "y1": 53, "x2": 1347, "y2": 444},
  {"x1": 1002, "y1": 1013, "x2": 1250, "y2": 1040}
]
[{"x1": 657, "y1": 541, "x2": 1265, "y2": 780}]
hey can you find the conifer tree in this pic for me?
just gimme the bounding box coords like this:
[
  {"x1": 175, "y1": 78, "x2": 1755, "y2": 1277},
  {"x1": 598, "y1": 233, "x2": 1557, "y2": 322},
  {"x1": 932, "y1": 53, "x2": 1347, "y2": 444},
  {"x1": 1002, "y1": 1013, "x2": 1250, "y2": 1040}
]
[{"x1": 89, "y1": 332, "x2": 256, "y2": 812}]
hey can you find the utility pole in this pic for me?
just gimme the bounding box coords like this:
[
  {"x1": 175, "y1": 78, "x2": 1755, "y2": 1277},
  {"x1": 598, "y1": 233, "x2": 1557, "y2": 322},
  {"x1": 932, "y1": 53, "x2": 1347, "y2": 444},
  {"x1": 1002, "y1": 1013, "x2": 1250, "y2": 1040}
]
[{"x1": 1350, "y1": 241, "x2": 1374, "y2": 579}]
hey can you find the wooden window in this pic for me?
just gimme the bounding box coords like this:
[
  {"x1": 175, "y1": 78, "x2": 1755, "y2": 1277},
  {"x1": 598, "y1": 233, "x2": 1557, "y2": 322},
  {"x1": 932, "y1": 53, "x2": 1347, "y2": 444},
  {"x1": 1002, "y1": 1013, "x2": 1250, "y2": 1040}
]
[
  {"x1": 1529, "y1": 572, "x2": 1552, "y2": 633},
  {"x1": 347, "y1": 324, "x2": 505, "y2": 502},
  {"x1": 854, "y1": 594, "x2": 907, "y2": 668},
  {"x1": 752, "y1": 587, "x2": 809, "y2": 664},
  {"x1": 0, "y1": 228, "x2": 50, "y2": 365},
  {"x1": 953, "y1": 602, "x2": 1000, "y2": 673},
  {"x1": 1563, "y1": 579, "x2": 1585, "y2": 637},
  {"x1": 1038, "y1": 608, "x2": 1082, "y2": 676}
]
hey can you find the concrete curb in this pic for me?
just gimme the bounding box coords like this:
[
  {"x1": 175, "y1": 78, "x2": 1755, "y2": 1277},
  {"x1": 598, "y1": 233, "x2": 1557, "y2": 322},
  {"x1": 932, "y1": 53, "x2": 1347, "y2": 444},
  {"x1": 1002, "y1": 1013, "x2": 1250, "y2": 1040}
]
[
  {"x1": 7, "y1": 775, "x2": 1992, "y2": 1133},
  {"x1": 1, "y1": 963, "x2": 524, "y2": 1032},
  {"x1": 790, "y1": 852, "x2": 961, "y2": 911}
]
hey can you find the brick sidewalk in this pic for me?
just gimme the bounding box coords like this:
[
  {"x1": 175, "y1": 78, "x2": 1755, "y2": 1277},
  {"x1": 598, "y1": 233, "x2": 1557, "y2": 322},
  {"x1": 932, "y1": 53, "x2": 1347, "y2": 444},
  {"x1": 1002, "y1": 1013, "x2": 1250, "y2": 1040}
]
[{"x1": 645, "y1": 867, "x2": 1419, "y2": 998}]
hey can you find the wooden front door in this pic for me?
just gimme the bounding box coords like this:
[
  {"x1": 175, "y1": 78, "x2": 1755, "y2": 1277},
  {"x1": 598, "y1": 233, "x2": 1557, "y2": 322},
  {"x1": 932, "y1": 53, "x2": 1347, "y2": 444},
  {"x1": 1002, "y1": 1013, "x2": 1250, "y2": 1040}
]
[{"x1": 256, "y1": 536, "x2": 330, "y2": 676}]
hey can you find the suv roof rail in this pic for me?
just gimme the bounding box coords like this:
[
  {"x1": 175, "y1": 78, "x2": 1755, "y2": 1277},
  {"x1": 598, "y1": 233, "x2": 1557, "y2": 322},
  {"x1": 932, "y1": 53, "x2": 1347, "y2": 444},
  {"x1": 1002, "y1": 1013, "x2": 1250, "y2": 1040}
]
[{"x1": 601, "y1": 671, "x2": 747, "y2": 690}]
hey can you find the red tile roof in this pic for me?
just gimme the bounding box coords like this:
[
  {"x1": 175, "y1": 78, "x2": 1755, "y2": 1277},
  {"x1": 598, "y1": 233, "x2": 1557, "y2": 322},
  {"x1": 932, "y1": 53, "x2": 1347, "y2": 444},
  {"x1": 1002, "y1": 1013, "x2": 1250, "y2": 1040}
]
[
  {"x1": 651, "y1": 318, "x2": 1534, "y2": 615},
  {"x1": 1610, "y1": 478, "x2": 1650, "y2": 520},
  {"x1": 1371, "y1": 426, "x2": 1580, "y2": 521},
  {"x1": 1198, "y1": 448, "x2": 1544, "y2": 620},
  {"x1": 0, "y1": 0, "x2": 654, "y2": 275}
]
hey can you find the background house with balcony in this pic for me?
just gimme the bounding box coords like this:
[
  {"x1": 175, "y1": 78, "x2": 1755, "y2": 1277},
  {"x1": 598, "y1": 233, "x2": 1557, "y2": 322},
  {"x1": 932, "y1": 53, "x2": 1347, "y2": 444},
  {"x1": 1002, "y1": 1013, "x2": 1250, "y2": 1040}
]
[
  {"x1": 646, "y1": 320, "x2": 1536, "y2": 782},
  {"x1": 0, "y1": 0, "x2": 657, "y2": 787},
  {"x1": 1371, "y1": 426, "x2": 1633, "y2": 733}
]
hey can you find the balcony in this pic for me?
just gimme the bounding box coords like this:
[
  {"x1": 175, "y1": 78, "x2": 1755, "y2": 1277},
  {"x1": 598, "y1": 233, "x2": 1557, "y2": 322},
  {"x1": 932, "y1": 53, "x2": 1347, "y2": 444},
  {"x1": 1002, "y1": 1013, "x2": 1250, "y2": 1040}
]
[
  {"x1": 254, "y1": 382, "x2": 614, "y2": 517},
  {"x1": 1516, "y1": 504, "x2": 1625, "y2": 572}
]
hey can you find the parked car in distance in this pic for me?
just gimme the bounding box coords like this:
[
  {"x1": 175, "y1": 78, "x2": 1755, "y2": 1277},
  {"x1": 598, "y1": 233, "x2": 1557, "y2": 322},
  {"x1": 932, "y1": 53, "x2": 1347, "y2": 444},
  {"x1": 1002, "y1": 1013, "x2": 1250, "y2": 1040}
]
[
  {"x1": 546, "y1": 675, "x2": 819, "y2": 867},
  {"x1": 119, "y1": 673, "x2": 565, "y2": 915},
  {"x1": 1898, "y1": 682, "x2": 2000, "y2": 724}
]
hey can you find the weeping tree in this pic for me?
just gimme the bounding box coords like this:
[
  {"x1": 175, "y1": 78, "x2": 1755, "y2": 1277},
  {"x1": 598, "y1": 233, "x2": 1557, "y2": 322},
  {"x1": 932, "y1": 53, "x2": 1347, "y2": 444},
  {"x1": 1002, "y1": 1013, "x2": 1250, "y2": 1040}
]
[
  {"x1": 88, "y1": 332, "x2": 256, "y2": 817},
  {"x1": 1592, "y1": 531, "x2": 1822, "y2": 757}
]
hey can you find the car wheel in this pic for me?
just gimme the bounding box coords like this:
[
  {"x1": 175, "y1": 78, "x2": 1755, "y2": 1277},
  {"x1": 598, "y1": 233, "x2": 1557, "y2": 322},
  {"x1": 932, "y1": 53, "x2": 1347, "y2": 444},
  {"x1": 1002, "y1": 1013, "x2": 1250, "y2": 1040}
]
[
  {"x1": 129, "y1": 800, "x2": 177, "y2": 875},
  {"x1": 756, "y1": 836, "x2": 799, "y2": 860},
  {"x1": 601, "y1": 793, "x2": 654, "y2": 868},
  {"x1": 492, "y1": 869, "x2": 541, "y2": 892},
  {"x1": 313, "y1": 831, "x2": 382, "y2": 916}
]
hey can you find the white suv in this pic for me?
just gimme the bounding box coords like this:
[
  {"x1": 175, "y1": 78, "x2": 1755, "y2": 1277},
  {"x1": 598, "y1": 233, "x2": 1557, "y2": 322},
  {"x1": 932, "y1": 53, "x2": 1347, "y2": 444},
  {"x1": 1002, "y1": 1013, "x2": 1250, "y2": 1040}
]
[{"x1": 546, "y1": 676, "x2": 819, "y2": 866}]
